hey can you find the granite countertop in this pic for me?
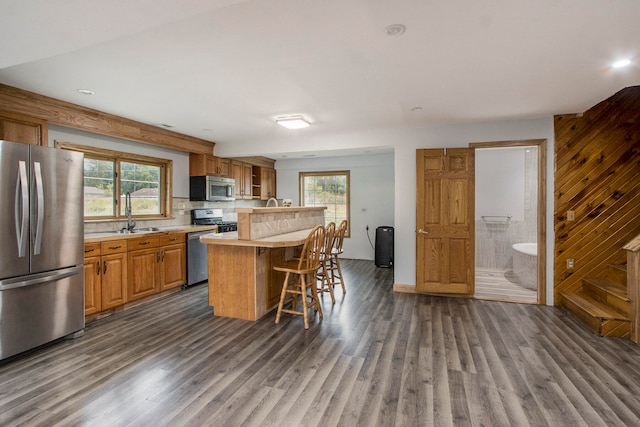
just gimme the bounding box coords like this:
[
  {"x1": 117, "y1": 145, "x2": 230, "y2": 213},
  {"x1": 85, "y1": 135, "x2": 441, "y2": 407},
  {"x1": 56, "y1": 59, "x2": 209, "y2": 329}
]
[
  {"x1": 84, "y1": 224, "x2": 218, "y2": 243},
  {"x1": 199, "y1": 228, "x2": 313, "y2": 248}
]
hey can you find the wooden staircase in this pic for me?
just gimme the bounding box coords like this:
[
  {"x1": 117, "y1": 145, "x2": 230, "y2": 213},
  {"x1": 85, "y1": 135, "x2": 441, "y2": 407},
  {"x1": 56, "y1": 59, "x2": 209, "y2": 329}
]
[{"x1": 560, "y1": 263, "x2": 631, "y2": 338}]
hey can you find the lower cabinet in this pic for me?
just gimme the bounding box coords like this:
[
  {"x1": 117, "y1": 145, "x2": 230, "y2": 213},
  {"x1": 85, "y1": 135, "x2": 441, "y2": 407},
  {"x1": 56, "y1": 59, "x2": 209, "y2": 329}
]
[
  {"x1": 127, "y1": 234, "x2": 187, "y2": 302},
  {"x1": 83, "y1": 240, "x2": 128, "y2": 315},
  {"x1": 128, "y1": 246, "x2": 161, "y2": 302},
  {"x1": 84, "y1": 233, "x2": 186, "y2": 315}
]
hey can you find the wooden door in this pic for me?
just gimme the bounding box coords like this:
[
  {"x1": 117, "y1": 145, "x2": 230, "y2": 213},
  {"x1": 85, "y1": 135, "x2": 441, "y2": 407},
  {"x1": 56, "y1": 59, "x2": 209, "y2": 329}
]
[
  {"x1": 102, "y1": 253, "x2": 127, "y2": 309},
  {"x1": 128, "y1": 248, "x2": 160, "y2": 301},
  {"x1": 84, "y1": 256, "x2": 102, "y2": 315},
  {"x1": 160, "y1": 244, "x2": 186, "y2": 290},
  {"x1": 242, "y1": 163, "x2": 253, "y2": 199},
  {"x1": 416, "y1": 148, "x2": 474, "y2": 294}
]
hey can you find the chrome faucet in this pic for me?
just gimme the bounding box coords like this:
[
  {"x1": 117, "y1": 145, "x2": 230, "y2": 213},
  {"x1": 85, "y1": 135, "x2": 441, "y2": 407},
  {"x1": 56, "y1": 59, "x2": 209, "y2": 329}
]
[
  {"x1": 266, "y1": 197, "x2": 278, "y2": 207},
  {"x1": 124, "y1": 192, "x2": 136, "y2": 232}
]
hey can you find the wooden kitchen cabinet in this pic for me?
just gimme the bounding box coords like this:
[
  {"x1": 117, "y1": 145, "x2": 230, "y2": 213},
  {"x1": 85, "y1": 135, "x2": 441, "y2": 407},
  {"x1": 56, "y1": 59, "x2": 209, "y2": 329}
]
[
  {"x1": 84, "y1": 254, "x2": 101, "y2": 316},
  {"x1": 127, "y1": 236, "x2": 161, "y2": 302},
  {"x1": 85, "y1": 231, "x2": 188, "y2": 316},
  {"x1": 159, "y1": 233, "x2": 186, "y2": 291},
  {"x1": 252, "y1": 165, "x2": 277, "y2": 200},
  {"x1": 83, "y1": 240, "x2": 128, "y2": 315},
  {"x1": 0, "y1": 110, "x2": 48, "y2": 146},
  {"x1": 231, "y1": 160, "x2": 253, "y2": 199},
  {"x1": 128, "y1": 234, "x2": 186, "y2": 300},
  {"x1": 101, "y1": 252, "x2": 128, "y2": 309},
  {"x1": 189, "y1": 153, "x2": 231, "y2": 177}
]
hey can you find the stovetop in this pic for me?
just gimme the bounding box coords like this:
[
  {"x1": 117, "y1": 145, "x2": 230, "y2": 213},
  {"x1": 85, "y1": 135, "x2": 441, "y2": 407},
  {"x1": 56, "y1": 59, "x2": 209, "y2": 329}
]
[{"x1": 191, "y1": 208, "x2": 237, "y2": 229}]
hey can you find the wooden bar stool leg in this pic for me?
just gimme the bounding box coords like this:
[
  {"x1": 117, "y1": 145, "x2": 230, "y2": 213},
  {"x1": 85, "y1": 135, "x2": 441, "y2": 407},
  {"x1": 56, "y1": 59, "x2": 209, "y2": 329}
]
[
  {"x1": 334, "y1": 256, "x2": 346, "y2": 293},
  {"x1": 300, "y1": 275, "x2": 309, "y2": 329},
  {"x1": 275, "y1": 271, "x2": 290, "y2": 324}
]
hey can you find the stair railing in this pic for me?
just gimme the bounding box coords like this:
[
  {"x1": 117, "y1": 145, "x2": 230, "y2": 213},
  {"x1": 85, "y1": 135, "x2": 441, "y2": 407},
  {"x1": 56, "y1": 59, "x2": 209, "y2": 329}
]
[{"x1": 624, "y1": 233, "x2": 640, "y2": 344}]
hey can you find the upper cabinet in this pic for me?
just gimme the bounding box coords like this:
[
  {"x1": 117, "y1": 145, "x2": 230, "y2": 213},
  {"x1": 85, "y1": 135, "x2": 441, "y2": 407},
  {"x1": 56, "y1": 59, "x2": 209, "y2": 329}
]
[
  {"x1": 252, "y1": 165, "x2": 277, "y2": 200},
  {"x1": 231, "y1": 160, "x2": 253, "y2": 200},
  {"x1": 0, "y1": 110, "x2": 48, "y2": 146},
  {"x1": 189, "y1": 153, "x2": 231, "y2": 177}
]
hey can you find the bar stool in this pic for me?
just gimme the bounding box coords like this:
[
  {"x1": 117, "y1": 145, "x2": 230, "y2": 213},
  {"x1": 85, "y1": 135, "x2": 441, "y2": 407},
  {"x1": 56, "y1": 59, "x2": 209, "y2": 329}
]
[
  {"x1": 274, "y1": 225, "x2": 325, "y2": 329},
  {"x1": 327, "y1": 219, "x2": 347, "y2": 294},
  {"x1": 316, "y1": 222, "x2": 336, "y2": 304}
]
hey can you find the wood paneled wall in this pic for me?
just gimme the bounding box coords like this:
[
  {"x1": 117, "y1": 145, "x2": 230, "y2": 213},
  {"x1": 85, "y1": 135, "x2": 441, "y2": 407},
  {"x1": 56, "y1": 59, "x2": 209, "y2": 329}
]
[{"x1": 554, "y1": 85, "x2": 640, "y2": 303}]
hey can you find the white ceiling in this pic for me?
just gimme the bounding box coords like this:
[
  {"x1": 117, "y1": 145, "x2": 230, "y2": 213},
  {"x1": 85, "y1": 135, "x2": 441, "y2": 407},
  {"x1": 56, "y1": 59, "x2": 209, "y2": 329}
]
[{"x1": 1, "y1": 0, "x2": 638, "y2": 158}]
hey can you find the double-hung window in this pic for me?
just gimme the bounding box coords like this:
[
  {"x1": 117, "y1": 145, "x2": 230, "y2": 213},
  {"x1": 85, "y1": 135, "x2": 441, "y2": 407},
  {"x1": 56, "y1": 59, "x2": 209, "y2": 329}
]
[
  {"x1": 299, "y1": 171, "x2": 350, "y2": 236},
  {"x1": 56, "y1": 141, "x2": 172, "y2": 220}
]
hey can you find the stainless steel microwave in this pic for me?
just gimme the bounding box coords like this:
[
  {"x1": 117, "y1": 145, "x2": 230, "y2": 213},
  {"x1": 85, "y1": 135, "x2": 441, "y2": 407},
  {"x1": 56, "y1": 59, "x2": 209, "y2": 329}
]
[{"x1": 189, "y1": 176, "x2": 235, "y2": 201}]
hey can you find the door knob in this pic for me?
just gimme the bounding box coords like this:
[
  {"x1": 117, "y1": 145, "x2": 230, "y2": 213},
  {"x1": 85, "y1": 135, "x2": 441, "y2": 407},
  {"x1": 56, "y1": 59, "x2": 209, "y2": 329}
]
[{"x1": 418, "y1": 229, "x2": 429, "y2": 235}]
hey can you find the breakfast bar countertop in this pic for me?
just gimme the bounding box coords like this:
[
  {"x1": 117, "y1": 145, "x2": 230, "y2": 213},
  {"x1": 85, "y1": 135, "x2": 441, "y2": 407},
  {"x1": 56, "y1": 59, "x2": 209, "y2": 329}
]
[{"x1": 199, "y1": 228, "x2": 312, "y2": 248}]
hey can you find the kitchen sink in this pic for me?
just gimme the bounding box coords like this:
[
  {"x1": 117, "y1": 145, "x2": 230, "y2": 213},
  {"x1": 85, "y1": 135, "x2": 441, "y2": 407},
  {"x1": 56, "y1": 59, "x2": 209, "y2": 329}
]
[{"x1": 115, "y1": 227, "x2": 159, "y2": 234}]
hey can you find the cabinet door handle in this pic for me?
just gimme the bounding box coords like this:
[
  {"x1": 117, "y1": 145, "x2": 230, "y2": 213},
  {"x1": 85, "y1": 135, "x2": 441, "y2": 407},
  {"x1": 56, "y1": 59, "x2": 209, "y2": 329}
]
[
  {"x1": 418, "y1": 229, "x2": 429, "y2": 235},
  {"x1": 96, "y1": 261, "x2": 101, "y2": 275},
  {"x1": 140, "y1": 241, "x2": 150, "y2": 246},
  {"x1": 85, "y1": 248, "x2": 95, "y2": 254},
  {"x1": 157, "y1": 251, "x2": 161, "y2": 263},
  {"x1": 108, "y1": 245, "x2": 122, "y2": 250},
  {"x1": 103, "y1": 260, "x2": 107, "y2": 274},
  {"x1": 161, "y1": 250, "x2": 165, "y2": 262}
]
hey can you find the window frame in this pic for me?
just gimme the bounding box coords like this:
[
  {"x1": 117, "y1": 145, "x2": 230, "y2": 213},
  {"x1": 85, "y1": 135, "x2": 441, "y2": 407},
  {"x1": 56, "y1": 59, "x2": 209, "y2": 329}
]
[
  {"x1": 299, "y1": 170, "x2": 350, "y2": 237},
  {"x1": 55, "y1": 141, "x2": 172, "y2": 221}
]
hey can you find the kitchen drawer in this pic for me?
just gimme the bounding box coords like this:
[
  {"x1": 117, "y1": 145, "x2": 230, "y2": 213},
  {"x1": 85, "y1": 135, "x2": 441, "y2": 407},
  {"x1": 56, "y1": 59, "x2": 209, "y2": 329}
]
[
  {"x1": 84, "y1": 242, "x2": 101, "y2": 258},
  {"x1": 128, "y1": 236, "x2": 160, "y2": 251},
  {"x1": 159, "y1": 233, "x2": 185, "y2": 246},
  {"x1": 101, "y1": 240, "x2": 128, "y2": 255}
]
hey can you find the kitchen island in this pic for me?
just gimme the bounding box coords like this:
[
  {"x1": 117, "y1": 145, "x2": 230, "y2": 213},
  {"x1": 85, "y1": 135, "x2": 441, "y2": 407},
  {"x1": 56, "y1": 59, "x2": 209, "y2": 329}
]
[{"x1": 200, "y1": 206, "x2": 325, "y2": 321}]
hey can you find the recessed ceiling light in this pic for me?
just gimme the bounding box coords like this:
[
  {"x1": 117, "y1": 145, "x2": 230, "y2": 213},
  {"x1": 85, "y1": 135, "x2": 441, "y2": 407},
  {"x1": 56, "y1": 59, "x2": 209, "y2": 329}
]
[
  {"x1": 276, "y1": 115, "x2": 310, "y2": 129},
  {"x1": 77, "y1": 89, "x2": 94, "y2": 95},
  {"x1": 385, "y1": 24, "x2": 406, "y2": 36},
  {"x1": 612, "y1": 59, "x2": 631, "y2": 68}
]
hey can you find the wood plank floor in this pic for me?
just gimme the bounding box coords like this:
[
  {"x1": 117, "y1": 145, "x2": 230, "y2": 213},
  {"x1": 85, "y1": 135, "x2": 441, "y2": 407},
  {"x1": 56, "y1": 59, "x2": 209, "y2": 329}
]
[
  {"x1": 475, "y1": 267, "x2": 538, "y2": 304},
  {"x1": 1, "y1": 259, "x2": 640, "y2": 426}
]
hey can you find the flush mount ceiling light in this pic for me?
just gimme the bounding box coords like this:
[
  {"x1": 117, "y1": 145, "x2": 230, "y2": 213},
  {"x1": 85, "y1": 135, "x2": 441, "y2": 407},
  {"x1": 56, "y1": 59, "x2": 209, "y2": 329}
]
[
  {"x1": 612, "y1": 59, "x2": 632, "y2": 68},
  {"x1": 385, "y1": 24, "x2": 406, "y2": 36},
  {"x1": 276, "y1": 115, "x2": 310, "y2": 129}
]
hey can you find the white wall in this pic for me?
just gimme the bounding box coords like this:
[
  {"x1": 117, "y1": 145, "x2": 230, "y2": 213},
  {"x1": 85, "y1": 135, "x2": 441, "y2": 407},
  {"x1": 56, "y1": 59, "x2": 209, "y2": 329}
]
[
  {"x1": 217, "y1": 116, "x2": 555, "y2": 304},
  {"x1": 276, "y1": 153, "x2": 394, "y2": 261},
  {"x1": 475, "y1": 148, "x2": 526, "y2": 221}
]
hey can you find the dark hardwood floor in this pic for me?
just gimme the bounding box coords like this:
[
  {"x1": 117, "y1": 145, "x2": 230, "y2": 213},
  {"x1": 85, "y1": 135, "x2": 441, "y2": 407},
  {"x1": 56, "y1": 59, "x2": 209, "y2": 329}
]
[{"x1": 1, "y1": 259, "x2": 640, "y2": 426}]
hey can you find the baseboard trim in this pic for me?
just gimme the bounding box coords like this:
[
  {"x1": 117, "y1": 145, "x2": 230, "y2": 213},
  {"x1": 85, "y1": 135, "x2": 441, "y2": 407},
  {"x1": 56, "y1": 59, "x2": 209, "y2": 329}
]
[{"x1": 393, "y1": 283, "x2": 416, "y2": 293}]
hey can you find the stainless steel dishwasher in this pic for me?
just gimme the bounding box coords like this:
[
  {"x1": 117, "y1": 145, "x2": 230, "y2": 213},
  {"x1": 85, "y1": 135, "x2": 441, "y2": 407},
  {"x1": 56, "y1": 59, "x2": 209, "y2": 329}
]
[
  {"x1": 186, "y1": 208, "x2": 238, "y2": 287},
  {"x1": 186, "y1": 230, "x2": 211, "y2": 287}
]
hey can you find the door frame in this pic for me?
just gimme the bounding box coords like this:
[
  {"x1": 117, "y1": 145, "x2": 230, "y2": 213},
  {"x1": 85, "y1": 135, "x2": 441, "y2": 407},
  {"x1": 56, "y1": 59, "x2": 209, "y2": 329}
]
[{"x1": 470, "y1": 139, "x2": 547, "y2": 305}]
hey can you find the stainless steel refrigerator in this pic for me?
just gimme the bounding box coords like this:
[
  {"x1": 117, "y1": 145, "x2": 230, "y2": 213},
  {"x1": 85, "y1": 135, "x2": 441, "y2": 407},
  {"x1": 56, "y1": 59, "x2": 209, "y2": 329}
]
[{"x1": 0, "y1": 140, "x2": 85, "y2": 361}]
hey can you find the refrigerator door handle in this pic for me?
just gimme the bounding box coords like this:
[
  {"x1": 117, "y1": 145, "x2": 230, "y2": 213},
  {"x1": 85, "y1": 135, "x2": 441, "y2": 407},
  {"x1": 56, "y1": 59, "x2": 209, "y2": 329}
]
[
  {"x1": 0, "y1": 267, "x2": 81, "y2": 291},
  {"x1": 15, "y1": 161, "x2": 29, "y2": 258},
  {"x1": 33, "y1": 161, "x2": 44, "y2": 255}
]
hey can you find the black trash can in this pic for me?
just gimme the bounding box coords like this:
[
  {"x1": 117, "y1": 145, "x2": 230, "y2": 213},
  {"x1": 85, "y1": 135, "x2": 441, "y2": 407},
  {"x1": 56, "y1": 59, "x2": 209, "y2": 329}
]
[{"x1": 375, "y1": 226, "x2": 394, "y2": 268}]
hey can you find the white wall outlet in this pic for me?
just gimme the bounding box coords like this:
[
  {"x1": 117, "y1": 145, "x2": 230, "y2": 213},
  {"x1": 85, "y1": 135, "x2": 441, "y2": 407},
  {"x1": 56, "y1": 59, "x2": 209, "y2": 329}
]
[
  {"x1": 567, "y1": 259, "x2": 575, "y2": 269},
  {"x1": 567, "y1": 210, "x2": 575, "y2": 221}
]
